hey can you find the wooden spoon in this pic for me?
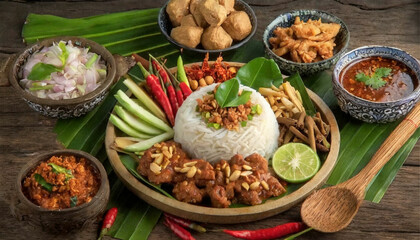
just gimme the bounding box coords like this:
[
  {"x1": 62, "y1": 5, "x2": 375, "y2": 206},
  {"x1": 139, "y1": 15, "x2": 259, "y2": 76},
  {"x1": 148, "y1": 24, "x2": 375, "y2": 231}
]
[{"x1": 301, "y1": 102, "x2": 420, "y2": 233}]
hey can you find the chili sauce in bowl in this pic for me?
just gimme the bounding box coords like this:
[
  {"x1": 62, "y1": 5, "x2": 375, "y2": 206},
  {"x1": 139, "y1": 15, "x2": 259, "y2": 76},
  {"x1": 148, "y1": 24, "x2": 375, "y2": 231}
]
[
  {"x1": 340, "y1": 56, "x2": 418, "y2": 102},
  {"x1": 22, "y1": 154, "x2": 101, "y2": 210},
  {"x1": 332, "y1": 46, "x2": 420, "y2": 123},
  {"x1": 14, "y1": 149, "x2": 110, "y2": 233}
]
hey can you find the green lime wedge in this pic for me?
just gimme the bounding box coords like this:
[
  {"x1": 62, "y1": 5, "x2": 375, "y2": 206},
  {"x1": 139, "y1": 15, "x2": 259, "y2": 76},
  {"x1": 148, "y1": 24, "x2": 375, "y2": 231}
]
[{"x1": 272, "y1": 143, "x2": 320, "y2": 183}]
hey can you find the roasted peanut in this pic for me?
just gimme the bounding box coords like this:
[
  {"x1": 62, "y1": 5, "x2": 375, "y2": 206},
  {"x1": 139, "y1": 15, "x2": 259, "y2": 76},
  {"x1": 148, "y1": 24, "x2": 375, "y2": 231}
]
[
  {"x1": 190, "y1": 80, "x2": 199, "y2": 90},
  {"x1": 204, "y1": 76, "x2": 214, "y2": 85},
  {"x1": 199, "y1": 78, "x2": 207, "y2": 87}
]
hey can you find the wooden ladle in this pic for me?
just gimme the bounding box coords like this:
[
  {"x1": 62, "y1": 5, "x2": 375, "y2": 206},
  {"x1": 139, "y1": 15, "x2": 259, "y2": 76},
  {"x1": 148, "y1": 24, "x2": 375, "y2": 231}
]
[{"x1": 301, "y1": 102, "x2": 420, "y2": 233}]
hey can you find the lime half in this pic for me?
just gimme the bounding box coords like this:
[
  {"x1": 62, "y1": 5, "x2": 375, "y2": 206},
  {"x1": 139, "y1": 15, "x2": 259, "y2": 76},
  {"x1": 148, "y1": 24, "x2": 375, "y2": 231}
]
[{"x1": 272, "y1": 143, "x2": 320, "y2": 183}]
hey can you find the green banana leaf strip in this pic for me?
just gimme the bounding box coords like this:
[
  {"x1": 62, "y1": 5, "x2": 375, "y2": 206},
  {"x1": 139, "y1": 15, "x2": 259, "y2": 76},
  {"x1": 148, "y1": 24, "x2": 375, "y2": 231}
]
[
  {"x1": 23, "y1": 9, "x2": 419, "y2": 239},
  {"x1": 114, "y1": 200, "x2": 151, "y2": 239}
]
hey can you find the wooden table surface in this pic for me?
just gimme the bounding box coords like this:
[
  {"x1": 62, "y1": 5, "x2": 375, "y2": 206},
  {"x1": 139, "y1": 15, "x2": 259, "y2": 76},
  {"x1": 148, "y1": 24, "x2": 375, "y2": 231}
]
[{"x1": 0, "y1": 0, "x2": 419, "y2": 239}]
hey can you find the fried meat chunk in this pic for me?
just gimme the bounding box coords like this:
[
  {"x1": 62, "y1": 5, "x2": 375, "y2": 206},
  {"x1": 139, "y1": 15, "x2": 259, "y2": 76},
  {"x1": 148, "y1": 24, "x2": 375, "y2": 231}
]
[{"x1": 173, "y1": 180, "x2": 206, "y2": 204}]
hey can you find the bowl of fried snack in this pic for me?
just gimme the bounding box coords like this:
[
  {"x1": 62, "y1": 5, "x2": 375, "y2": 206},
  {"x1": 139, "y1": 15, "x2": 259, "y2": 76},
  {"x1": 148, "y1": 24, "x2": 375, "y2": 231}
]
[
  {"x1": 263, "y1": 10, "x2": 350, "y2": 75},
  {"x1": 159, "y1": 0, "x2": 257, "y2": 54}
]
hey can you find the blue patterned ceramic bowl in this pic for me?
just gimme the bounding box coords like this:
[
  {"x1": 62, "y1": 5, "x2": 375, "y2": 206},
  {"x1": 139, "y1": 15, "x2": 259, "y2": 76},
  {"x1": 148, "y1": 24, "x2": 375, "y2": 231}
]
[
  {"x1": 9, "y1": 37, "x2": 117, "y2": 119},
  {"x1": 158, "y1": 0, "x2": 257, "y2": 55},
  {"x1": 332, "y1": 46, "x2": 420, "y2": 123},
  {"x1": 263, "y1": 10, "x2": 350, "y2": 76}
]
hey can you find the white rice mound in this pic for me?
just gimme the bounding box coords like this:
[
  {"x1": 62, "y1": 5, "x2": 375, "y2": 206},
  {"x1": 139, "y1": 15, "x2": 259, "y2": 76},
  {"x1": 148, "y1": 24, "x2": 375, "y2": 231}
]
[{"x1": 174, "y1": 83, "x2": 279, "y2": 163}]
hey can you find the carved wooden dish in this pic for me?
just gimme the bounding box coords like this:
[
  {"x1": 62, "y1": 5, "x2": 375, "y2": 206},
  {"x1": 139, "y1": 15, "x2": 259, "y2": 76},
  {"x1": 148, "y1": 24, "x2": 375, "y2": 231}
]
[{"x1": 105, "y1": 62, "x2": 340, "y2": 224}]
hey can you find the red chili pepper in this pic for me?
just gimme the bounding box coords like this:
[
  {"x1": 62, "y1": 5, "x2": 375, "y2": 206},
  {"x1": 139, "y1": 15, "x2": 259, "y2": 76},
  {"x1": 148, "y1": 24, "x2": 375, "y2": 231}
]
[
  {"x1": 179, "y1": 82, "x2": 192, "y2": 99},
  {"x1": 223, "y1": 222, "x2": 305, "y2": 240},
  {"x1": 164, "y1": 213, "x2": 206, "y2": 233},
  {"x1": 164, "y1": 216, "x2": 196, "y2": 240},
  {"x1": 98, "y1": 207, "x2": 118, "y2": 240},
  {"x1": 163, "y1": 64, "x2": 184, "y2": 108},
  {"x1": 136, "y1": 62, "x2": 175, "y2": 126},
  {"x1": 150, "y1": 55, "x2": 179, "y2": 116},
  {"x1": 176, "y1": 89, "x2": 184, "y2": 106}
]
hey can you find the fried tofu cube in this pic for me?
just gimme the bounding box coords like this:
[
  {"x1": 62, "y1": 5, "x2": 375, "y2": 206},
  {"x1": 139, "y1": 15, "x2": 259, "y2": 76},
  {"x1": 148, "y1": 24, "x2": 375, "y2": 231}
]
[
  {"x1": 166, "y1": 0, "x2": 191, "y2": 27},
  {"x1": 200, "y1": 0, "x2": 227, "y2": 26},
  {"x1": 171, "y1": 26, "x2": 204, "y2": 48},
  {"x1": 222, "y1": 11, "x2": 252, "y2": 41},
  {"x1": 201, "y1": 26, "x2": 233, "y2": 50}
]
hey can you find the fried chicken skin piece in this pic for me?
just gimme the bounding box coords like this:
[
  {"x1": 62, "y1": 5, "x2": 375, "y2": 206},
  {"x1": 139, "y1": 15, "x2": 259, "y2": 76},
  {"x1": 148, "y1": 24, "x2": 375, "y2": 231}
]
[
  {"x1": 291, "y1": 17, "x2": 321, "y2": 39},
  {"x1": 269, "y1": 16, "x2": 340, "y2": 63},
  {"x1": 307, "y1": 23, "x2": 341, "y2": 41}
]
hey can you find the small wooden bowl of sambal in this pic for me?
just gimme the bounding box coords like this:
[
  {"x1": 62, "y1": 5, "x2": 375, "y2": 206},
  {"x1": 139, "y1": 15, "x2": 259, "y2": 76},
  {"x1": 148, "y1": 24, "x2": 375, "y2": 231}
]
[
  {"x1": 332, "y1": 46, "x2": 420, "y2": 123},
  {"x1": 13, "y1": 150, "x2": 110, "y2": 233}
]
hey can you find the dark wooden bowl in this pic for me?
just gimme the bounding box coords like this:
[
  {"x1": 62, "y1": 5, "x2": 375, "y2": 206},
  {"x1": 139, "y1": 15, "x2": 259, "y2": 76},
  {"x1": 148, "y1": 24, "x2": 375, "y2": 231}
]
[
  {"x1": 12, "y1": 149, "x2": 110, "y2": 233},
  {"x1": 9, "y1": 36, "x2": 117, "y2": 119},
  {"x1": 105, "y1": 62, "x2": 340, "y2": 224}
]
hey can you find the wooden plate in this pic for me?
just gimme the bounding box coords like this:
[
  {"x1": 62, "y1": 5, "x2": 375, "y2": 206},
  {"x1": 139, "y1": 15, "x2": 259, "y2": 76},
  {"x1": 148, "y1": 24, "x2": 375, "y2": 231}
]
[{"x1": 105, "y1": 62, "x2": 340, "y2": 224}]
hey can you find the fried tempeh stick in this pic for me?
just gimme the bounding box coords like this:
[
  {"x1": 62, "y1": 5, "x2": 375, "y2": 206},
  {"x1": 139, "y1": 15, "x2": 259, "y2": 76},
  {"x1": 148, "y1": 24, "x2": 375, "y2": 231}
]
[
  {"x1": 297, "y1": 110, "x2": 306, "y2": 129},
  {"x1": 277, "y1": 117, "x2": 297, "y2": 127},
  {"x1": 290, "y1": 126, "x2": 309, "y2": 144},
  {"x1": 283, "y1": 129, "x2": 294, "y2": 144},
  {"x1": 305, "y1": 116, "x2": 317, "y2": 153}
]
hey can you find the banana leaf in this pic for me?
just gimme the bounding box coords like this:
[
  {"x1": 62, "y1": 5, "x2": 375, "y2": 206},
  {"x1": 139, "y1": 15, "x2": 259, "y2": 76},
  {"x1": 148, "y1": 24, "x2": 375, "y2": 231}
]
[{"x1": 22, "y1": 8, "x2": 419, "y2": 239}]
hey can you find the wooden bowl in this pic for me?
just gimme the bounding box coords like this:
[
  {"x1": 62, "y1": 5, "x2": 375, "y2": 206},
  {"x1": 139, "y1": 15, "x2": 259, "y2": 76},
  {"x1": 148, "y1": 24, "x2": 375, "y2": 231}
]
[
  {"x1": 105, "y1": 62, "x2": 340, "y2": 224},
  {"x1": 9, "y1": 36, "x2": 117, "y2": 119},
  {"x1": 12, "y1": 149, "x2": 110, "y2": 233}
]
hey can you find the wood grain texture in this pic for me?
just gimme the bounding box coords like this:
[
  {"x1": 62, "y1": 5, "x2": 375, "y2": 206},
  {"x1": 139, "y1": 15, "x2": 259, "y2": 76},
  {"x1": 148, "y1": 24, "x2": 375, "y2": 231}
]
[{"x1": 0, "y1": 0, "x2": 418, "y2": 239}]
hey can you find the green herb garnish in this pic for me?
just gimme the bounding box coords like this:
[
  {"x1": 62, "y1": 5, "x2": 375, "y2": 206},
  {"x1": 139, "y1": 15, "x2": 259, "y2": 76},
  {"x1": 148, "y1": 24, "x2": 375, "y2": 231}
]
[
  {"x1": 48, "y1": 163, "x2": 74, "y2": 180},
  {"x1": 58, "y1": 41, "x2": 69, "y2": 65},
  {"x1": 70, "y1": 196, "x2": 78, "y2": 207},
  {"x1": 34, "y1": 173, "x2": 53, "y2": 192},
  {"x1": 255, "y1": 104, "x2": 262, "y2": 115},
  {"x1": 241, "y1": 121, "x2": 247, "y2": 127},
  {"x1": 207, "y1": 123, "x2": 221, "y2": 130},
  {"x1": 27, "y1": 63, "x2": 62, "y2": 81},
  {"x1": 85, "y1": 53, "x2": 98, "y2": 68},
  {"x1": 215, "y1": 78, "x2": 252, "y2": 108},
  {"x1": 355, "y1": 67, "x2": 392, "y2": 89}
]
